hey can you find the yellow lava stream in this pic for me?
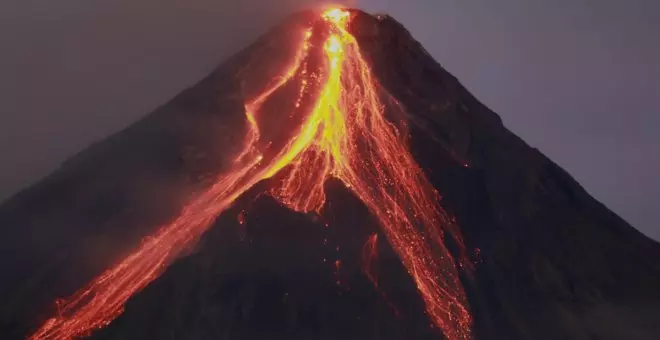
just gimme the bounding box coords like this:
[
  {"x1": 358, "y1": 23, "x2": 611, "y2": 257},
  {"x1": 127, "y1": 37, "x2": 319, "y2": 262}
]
[{"x1": 30, "y1": 8, "x2": 471, "y2": 340}]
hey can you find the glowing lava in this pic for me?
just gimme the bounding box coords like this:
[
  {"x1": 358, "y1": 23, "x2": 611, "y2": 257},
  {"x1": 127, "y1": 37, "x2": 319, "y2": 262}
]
[
  {"x1": 30, "y1": 8, "x2": 471, "y2": 340},
  {"x1": 361, "y1": 233, "x2": 379, "y2": 287}
]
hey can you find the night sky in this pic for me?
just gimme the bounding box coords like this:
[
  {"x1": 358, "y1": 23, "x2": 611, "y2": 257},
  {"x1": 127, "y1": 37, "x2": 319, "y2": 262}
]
[{"x1": 1, "y1": 0, "x2": 658, "y2": 240}]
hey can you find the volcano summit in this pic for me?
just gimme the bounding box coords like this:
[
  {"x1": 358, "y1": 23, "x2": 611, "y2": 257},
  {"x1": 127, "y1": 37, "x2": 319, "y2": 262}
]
[{"x1": 1, "y1": 8, "x2": 660, "y2": 340}]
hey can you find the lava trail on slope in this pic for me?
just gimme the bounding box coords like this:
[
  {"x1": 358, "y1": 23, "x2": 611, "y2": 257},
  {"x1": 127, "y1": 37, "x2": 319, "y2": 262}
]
[{"x1": 30, "y1": 8, "x2": 471, "y2": 340}]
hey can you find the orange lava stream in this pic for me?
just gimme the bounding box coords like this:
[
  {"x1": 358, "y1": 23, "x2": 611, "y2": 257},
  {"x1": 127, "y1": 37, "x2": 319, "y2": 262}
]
[
  {"x1": 29, "y1": 27, "x2": 313, "y2": 340},
  {"x1": 30, "y1": 8, "x2": 471, "y2": 340}
]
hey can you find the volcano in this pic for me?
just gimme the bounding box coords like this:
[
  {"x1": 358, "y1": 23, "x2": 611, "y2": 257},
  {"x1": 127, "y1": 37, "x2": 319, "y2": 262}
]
[{"x1": 1, "y1": 8, "x2": 660, "y2": 340}]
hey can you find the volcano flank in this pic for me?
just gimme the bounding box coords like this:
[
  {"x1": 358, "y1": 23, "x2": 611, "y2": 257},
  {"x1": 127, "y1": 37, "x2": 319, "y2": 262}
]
[{"x1": 1, "y1": 8, "x2": 660, "y2": 340}]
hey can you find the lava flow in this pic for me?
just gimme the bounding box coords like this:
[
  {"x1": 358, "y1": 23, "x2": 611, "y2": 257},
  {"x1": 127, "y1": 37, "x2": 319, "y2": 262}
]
[{"x1": 30, "y1": 8, "x2": 472, "y2": 340}]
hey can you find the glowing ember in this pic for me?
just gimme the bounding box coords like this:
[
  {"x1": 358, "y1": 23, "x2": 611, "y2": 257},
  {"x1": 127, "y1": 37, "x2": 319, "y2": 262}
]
[
  {"x1": 237, "y1": 210, "x2": 246, "y2": 225},
  {"x1": 31, "y1": 8, "x2": 471, "y2": 340}
]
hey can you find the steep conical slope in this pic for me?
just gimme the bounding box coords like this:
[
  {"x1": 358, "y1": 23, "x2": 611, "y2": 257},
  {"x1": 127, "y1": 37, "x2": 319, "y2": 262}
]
[{"x1": 1, "y1": 8, "x2": 660, "y2": 340}]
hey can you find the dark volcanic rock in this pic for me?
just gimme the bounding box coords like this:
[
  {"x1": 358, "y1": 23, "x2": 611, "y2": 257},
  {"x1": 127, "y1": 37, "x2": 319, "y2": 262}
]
[
  {"x1": 1, "y1": 9, "x2": 660, "y2": 340},
  {"x1": 92, "y1": 181, "x2": 439, "y2": 340}
]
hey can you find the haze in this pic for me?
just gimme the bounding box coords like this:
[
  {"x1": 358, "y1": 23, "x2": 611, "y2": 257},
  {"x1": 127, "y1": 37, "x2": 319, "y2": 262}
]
[{"x1": 1, "y1": 0, "x2": 658, "y2": 240}]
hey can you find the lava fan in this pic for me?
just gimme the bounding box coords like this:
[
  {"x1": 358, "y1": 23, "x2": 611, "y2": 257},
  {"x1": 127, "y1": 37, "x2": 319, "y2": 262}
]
[
  {"x1": 28, "y1": 8, "x2": 471, "y2": 340},
  {"x1": 2, "y1": 6, "x2": 660, "y2": 340}
]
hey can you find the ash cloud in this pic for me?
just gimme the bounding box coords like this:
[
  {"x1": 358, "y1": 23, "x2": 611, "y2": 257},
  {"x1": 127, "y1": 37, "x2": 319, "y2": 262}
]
[{"x1": 0, "y1": 0, "x2": 345, "y2": 203}]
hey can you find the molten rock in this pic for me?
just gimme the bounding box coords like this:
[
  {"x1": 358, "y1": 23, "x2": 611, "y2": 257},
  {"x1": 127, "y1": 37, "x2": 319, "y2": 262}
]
[{"x1": 1, "y1": 8, "x2": 659, "y2": 340}]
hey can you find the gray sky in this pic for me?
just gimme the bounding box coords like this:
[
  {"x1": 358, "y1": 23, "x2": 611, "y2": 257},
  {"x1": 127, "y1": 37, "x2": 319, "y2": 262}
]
[{"x1": 1, "y1": 0, "x2": 658, "y2": 240}]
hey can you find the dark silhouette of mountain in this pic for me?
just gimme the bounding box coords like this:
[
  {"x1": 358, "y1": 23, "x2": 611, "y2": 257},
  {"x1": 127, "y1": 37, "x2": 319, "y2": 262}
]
[{"x1": 2, "y1": 9, "x2": 660, "y2": 340}]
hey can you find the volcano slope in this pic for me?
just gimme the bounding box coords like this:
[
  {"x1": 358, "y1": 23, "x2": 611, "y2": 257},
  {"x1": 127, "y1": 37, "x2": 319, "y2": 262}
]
[{"x1": 2, "y1": 9, "x2": 660, "y2": 340}]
